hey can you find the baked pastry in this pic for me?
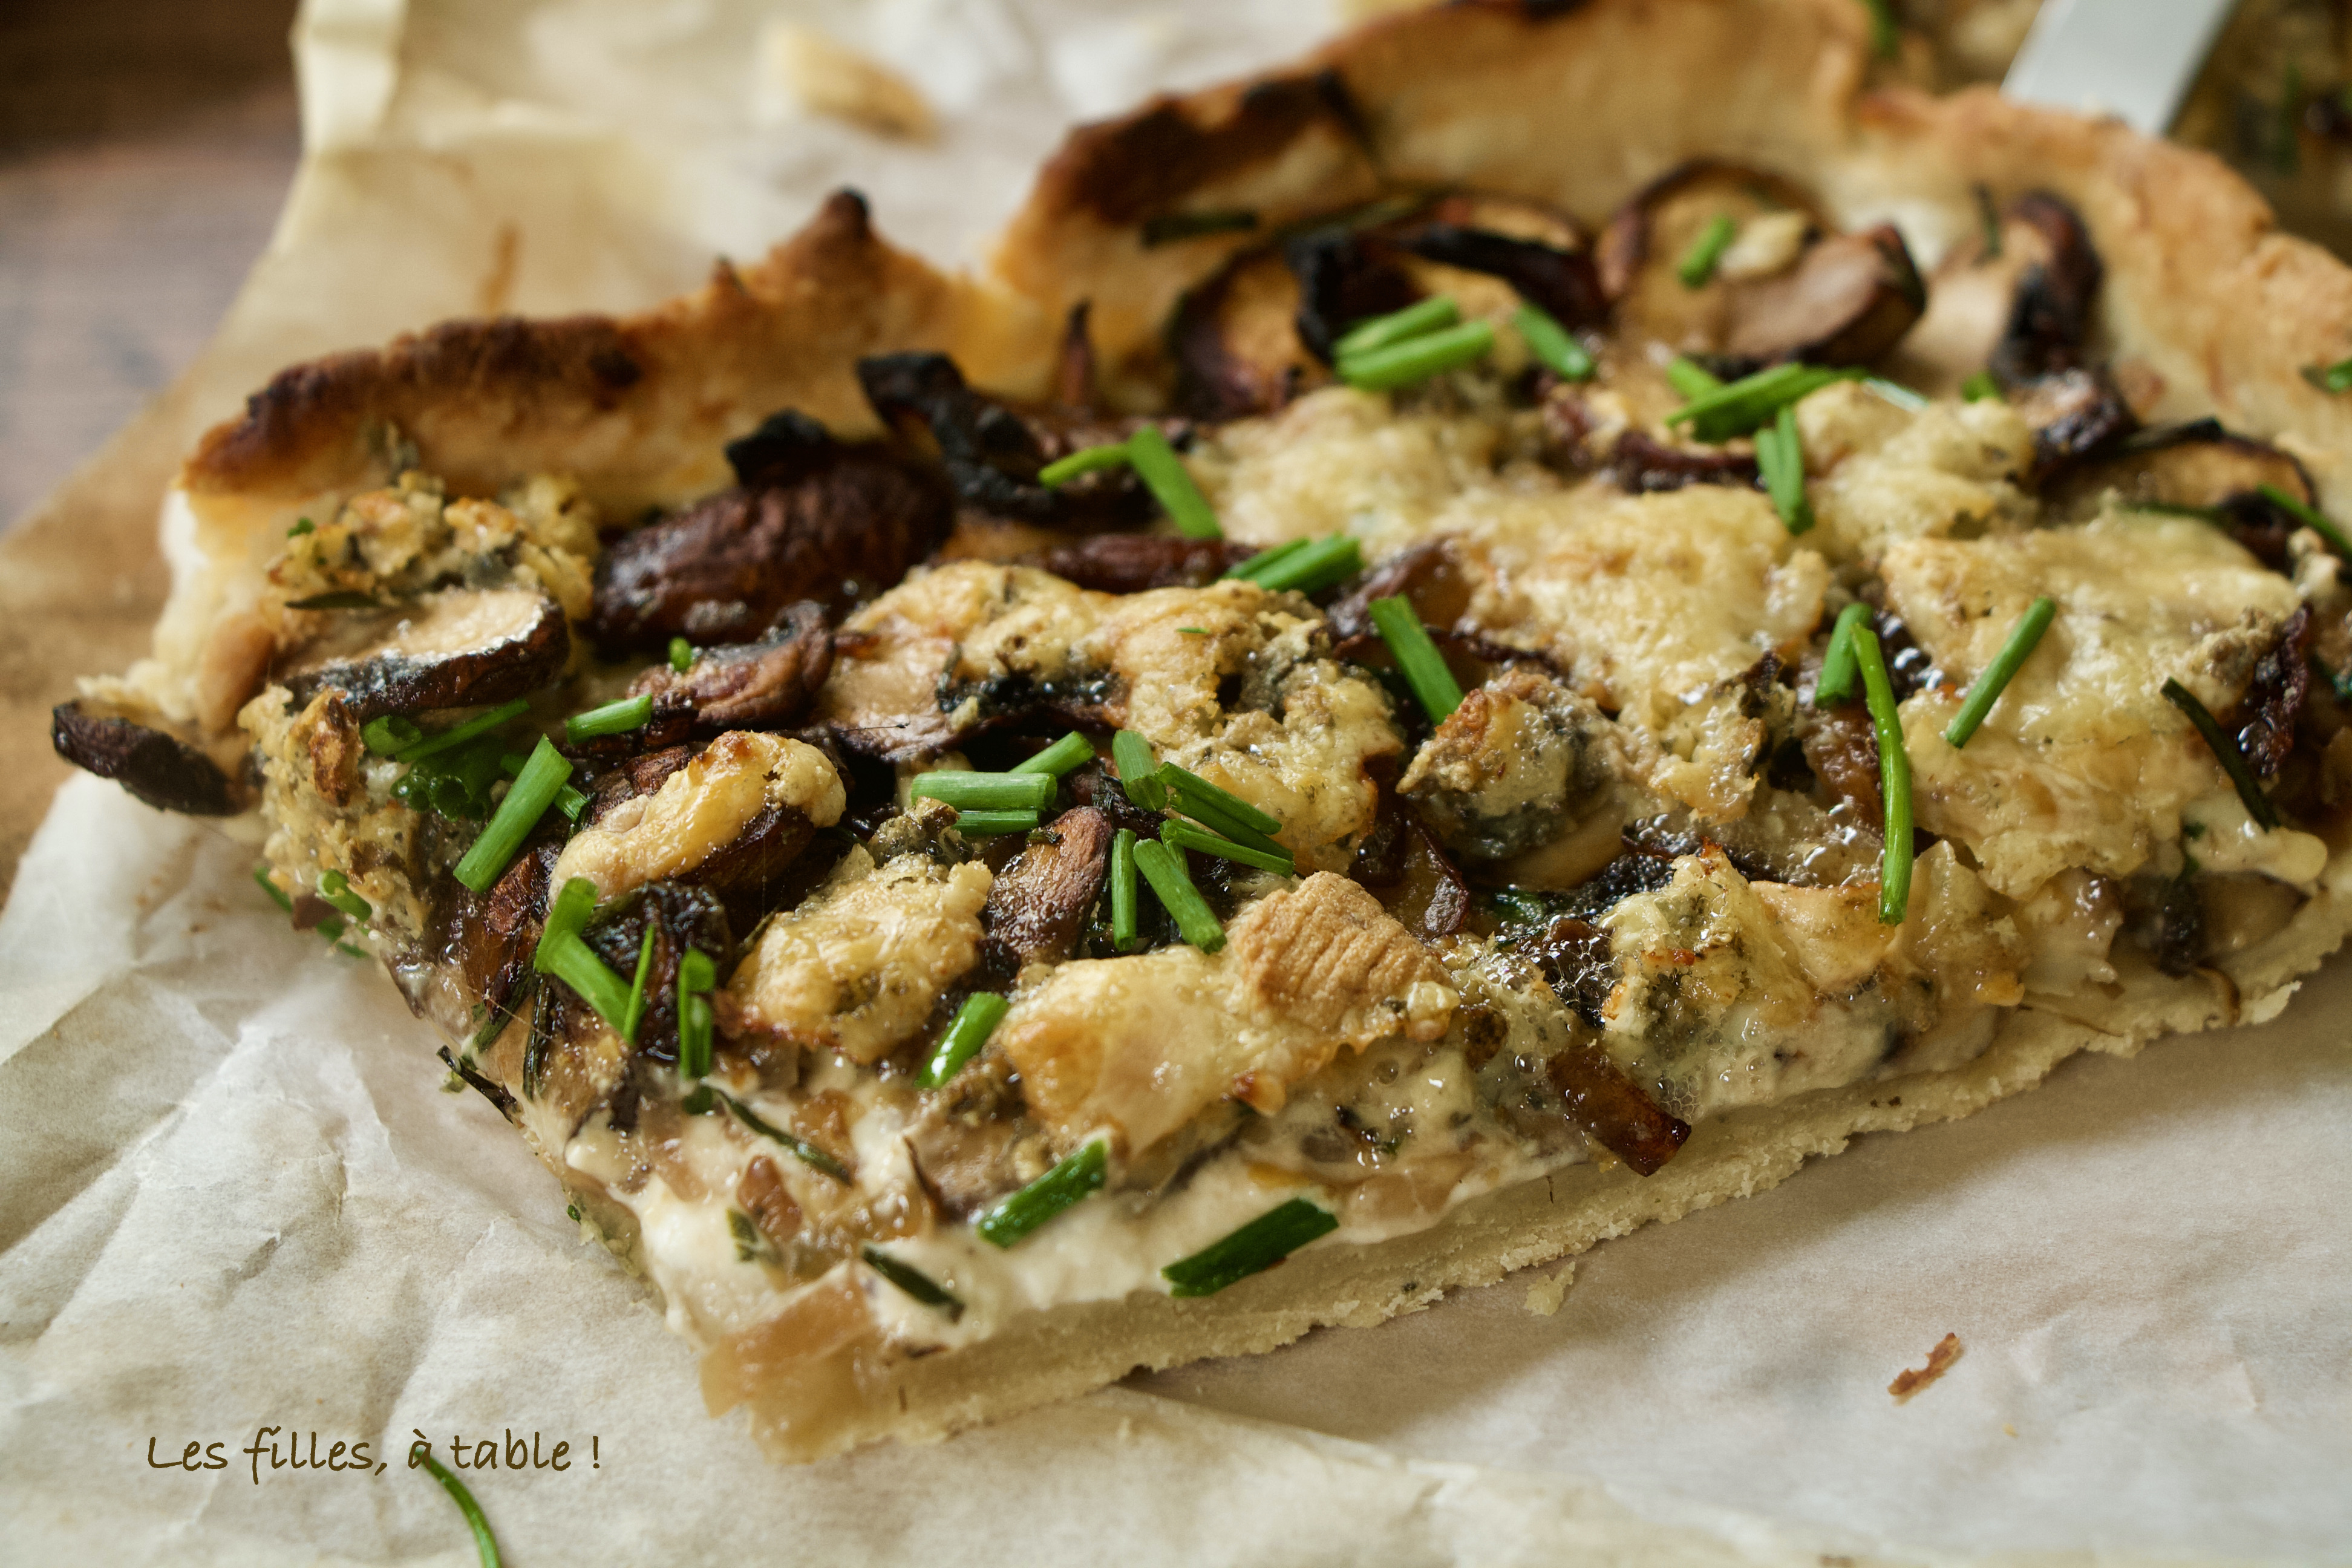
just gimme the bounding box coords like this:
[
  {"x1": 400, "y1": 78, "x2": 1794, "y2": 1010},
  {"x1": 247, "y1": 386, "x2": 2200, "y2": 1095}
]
[{"x1": 48, "y1": 0, "x2": 2352, "y2": 1463}]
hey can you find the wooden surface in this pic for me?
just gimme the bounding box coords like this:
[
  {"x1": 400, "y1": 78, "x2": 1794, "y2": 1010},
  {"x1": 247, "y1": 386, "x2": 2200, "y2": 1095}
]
[{"x1": 0, "y1": 0, "x2": 301, "y2": 897}]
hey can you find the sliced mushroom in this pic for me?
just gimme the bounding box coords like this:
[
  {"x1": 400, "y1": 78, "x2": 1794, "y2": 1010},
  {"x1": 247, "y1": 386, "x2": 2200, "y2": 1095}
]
[
  {"x1": 2009, "y1": 368, "x2": 2138, "y2": 482},
  {"x1": 1969, "y1": 191, "x2": 2137, "y2": 479},
  {"x1": 2045, "y1": 419, "x2": 2317, "y2": 566},
  {"x1": 568, "y1": 881, "x2": 732, "y2": 1064},
  {"x1": 51, "y1": 699, "x2": 247, "y2": 815},
  {"x1": 1350, "y1": 793, "x2": 1471, "y2": 941},
  {"x1": 1606, "y1": 429, "x2": 1762, "y2": 494},
  {"x1": 855, "y1": 351, "x2": 1155, "y2": 529},
  {"x1": 402, "y1": 841, "x2": 560, "y2": 1049},
  {"x1": 629, "y1": 602, "x2": 834, "y2": 733},
  {"x1": 1720, "y1": 225, "x2": 1926, "y2": 367},
  {"x1": 2230, "y1": 606, "x2": 2313, "y2": 779},
  {"x1": 1029, "y1": 534, "x2": 1256, "y2": 593},
  {"x1": 902, "y1": 1052, "x2": 1057, "y2": 1220},
  {"x1": 589, "y1": 434, "x2": 952, "y2": 649},
  {"x1": 1396, "y1": 220, "x2": 1605, "y2": 331},
  {"x1": 981, "y1": 806, "x2": 1112, "y2": 966},
  {"x1": 276, "y1": 587, "x2": 568, "y2": 722}
]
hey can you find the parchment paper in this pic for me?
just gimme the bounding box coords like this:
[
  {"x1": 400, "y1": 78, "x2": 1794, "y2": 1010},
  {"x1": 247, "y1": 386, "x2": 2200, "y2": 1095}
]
[{"x1": 2, "y1": 2, "x2": 2348, "y2": 1563}]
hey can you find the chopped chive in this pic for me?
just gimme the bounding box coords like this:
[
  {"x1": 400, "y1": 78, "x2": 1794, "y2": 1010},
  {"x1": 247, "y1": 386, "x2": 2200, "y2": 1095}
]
[
  {"x1": 620, "y1": 924, "x2": 658, "y2": 1044},
  {"x1": 1861, "y1": 0, "x2": 1900, "y2": 60},
  {"x1": 1244, "y1": 534, "x2": 1362, "y2": 596},
  {"x1": 1226, "y1": 538, "x2": 1313, "y2": 583},
  {"x1": 398, "y1": 698, "x2": 532, "y2": 765},
  {"x1": 1514, "y1": 302, "x2": 1596, "y2": 382},
  {"x1": 1961, "y1": 370, "x2": 2004, "y2": 402},
  {"x1": 333, "y1": 941, "x2": 368, "y2": 960},
  {"x1": 536, "y1": 930, "x2": 635, "y2": 1042},
  {"x1": 1112, "y1": 730, "x2": 1166, "y2": 811},
  {"x1": 1132, "y1": 838, "x2": 1226, "y2": 952},
  {"x1": 1156, "y1": 763, "x2": 1281, "y2": 837},
  {"x1": 2301, "y1": 358, "x2": 2352, "y2": 394},
  {"x1": 453, "y1": 736, "x2": 572, "y2": 892},
  {"x1": 541, "y1": 875, "x2": 598, "y2": 952},
  {"x1": 1162, "y1": 791, "x2": 1287, "y2": 857},
  {"x1": 1974, "y1": 184, "x2": 2003, "y2": 260},
  {"x1": 1336, "y1": 319, "x2": 1496, "y2": 392},
  {"x1": 690, "y1": 1085, "x2": 850, "y2": 1181},
  {"x1": 1161, "y1": 1197, "x2": 1339, "y2": 1297},
  {"x1": 1665, "y1": 357, "x2": 1724, "y2": 400},
  {"x1": 1161, "y1": 820, "x2": 1296, "y2": 877},
  {"x1": 564, "y1": 694, "x2": 653, "y2": 743},
  {"x1": 2256, "y1": 482, "x2": 2352, "y2": 557},
  {"x1": 498, "y1": 751, "x2": 588, "y2": 820},
  {"x1": 1667, "y1": 362, "x2": 1859, "y2": 442},
  {"x1": 1038, "y1": 442, "x2": 1133, "y2": 488},
  {"x1": 1111, "y1": 828, "x2": 1139, "y2": 951},
  {"x1": 920, "y1": 992, "x2": 1009, "y2": 1088},
  {"x1": 1851, "y1": 627, "x2": 1913, "y2": 925},
  {"x1": 1677, "y1": 214, "x2": 1739, "y2": 288},
  {"x1": 284, "y1": 590, "x2": 379, "y2": 610},
  {"x1": 1813, "y1": 603, "x2": 1874, "y2": 708},
  {"x1": 362, "y1": 714, "x2": 423, "y2": 756},
  {"x1": 1011, "y1": 731, "x2": 1094, "y2": 777},
  {"x1": 408, "y1": 1441, "x2": 501, "y2": 1568},
  {"x1": 909, "y1": 771, "x2": 1058, "y2": 811},
  {"x1": 1125, "y1": 425, "x2": 1222, "y2": 540},
  {"x1": 1177, "y1": 627, "x2": 1209, "y2": 635},
  {"x1": 860, "y1": 1244, "x2": 964, "y2": 1319},
  {"x1": 253, "y1": 865, "x2": 295, "y2": 913},
  {"x1": 676, "y1": 948, "x2": 716, "y2": 1081},
  {"x1": 668, "y1": 636, "x2": 694, "y2": 673},
  {"x1": 1864, "y1": 376, "x2": 1928, "y2": 412},
  {"x1": 316, "y1": 869, "x2": 373, "y2": 923},
  {"x1": 2163, "y1": 678, "x2": 2282, "y2": 831},
  {"x1": 1333, "y1": 295, "x2": 1460, "y2": 360},
  {"x1": 1367, "y1": 595, "x2": 1464, "y2": 722},
  {"x1": 976, "y1": 1138, "x2": 1107, "y2": 1248},
  {"x1": 953, "y1": 809, "x2": 1043, "y2": 836},
  {"x1": 1943, "y1": 596, "x2": 2056, "y2": 748},
  {"x1": 1756, "y1": 403, "x2": 1814, "y2": 535},
  {"x1": 1140, "y1": 207, "x2": 1259, "y2": 247},
  {"x1": 286, "y1": 517, "x2": 315, "y2": 538}
]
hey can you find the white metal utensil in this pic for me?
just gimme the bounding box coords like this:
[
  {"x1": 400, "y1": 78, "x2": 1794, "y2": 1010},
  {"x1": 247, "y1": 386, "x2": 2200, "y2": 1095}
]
[{"x1": 2002, "y1": 0, "x2": 2239, "y2": 136}]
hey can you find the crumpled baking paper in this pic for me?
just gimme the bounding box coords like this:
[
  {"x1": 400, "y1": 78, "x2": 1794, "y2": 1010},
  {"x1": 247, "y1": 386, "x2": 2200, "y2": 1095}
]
[{"x1": 2, "y1": 2, "x2": 2348, "y2": 1563}]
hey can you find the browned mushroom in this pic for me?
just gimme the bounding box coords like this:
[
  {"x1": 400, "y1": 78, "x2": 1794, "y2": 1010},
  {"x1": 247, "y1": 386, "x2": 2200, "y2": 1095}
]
[
  {"x1": 629, "y1": 602, "x2": 834, "y2": 733},
  {"x1": 1028, "y1": 534, "x2": 1256, "y2": 593},
  {"x1": 903, "y1": 1051, "x2": 1058, "y2": 1219},
  {"x1": 568, "y1": 881, "x2": 732, "y2": 1063},
  {"x1": 980, "y1": 806, "x2": 1112, "y2": 965},
  {"x1": 1722, "y1": 225, "x2": 1926, "y2": 367},
  {"x1": 276, "y1": 587, "x2": 569, "y2": 721},
  {"x1": 1349, "y1": 793, "x2": 1470, "y2": 941},
  {"x1": 50, "y1": 699, "x2": 248, "y2": 816},
  {"x1": 1979, "y1": 191, "x2": 2139, "y2": 478},
  {"x1": 2045, "y1": 419, "x2": 2318, "y2": 567}
]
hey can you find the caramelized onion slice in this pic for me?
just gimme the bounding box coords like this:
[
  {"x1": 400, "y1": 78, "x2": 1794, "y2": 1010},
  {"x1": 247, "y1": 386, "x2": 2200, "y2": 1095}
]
[{"x1": 1546, "y1": 1033, "x2": 1690, "y2": 1177}]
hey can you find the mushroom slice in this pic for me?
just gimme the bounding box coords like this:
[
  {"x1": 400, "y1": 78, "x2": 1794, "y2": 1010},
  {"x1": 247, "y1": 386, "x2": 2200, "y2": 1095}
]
[
  {"x1": 50, "y1": 697, "x2": 249, "y2": 816},
  {"x1": 590, "y1": 427, "x2": 953, "y2": 648},
  {"x1": 1028, "y1": 534, "x2": 1255, "y2": 593},
  {"x1": 630, "y1": 602, "x2": 834, "y2": 733},
  {"x1": 1394, "y1": 194, "x2": 1604, "y2": 330},
  {"x1": 276, "y1": 587, "x2": 568, "y2": 722},
  {"x1": 2045, "y1": 419, "x2": 2317, "y2": 565},
  {"x1": 902, "y1": 1051, "x2": 1057, "y2": 1220},
  {"x1": 981, "y1": 806, "x2": 1112, "y2": 966},
  {"x1": 1720, "y1": 224, "x2": 1926, "y2": 367}
]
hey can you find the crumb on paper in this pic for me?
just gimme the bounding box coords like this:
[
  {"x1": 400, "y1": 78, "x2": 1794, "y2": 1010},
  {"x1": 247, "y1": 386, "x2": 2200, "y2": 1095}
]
[
  {"x1": 1888, "y1": 1332, "x2": 1963, "y2": 1403},
  {"x1": 760, "y1": 23, "x2": 935, "y2": 142},
  {"x1": 1523, "y1": 1262, "x2": 1574, "y2": 1317},
  {"x1": 2003, "y1": 1423, "x2": 2018, "y2": 1438}
]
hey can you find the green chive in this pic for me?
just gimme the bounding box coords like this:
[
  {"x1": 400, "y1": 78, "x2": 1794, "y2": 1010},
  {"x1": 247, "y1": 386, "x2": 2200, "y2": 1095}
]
[
  {"x1": 1943, "y1": 596, "x2": 2056, "y2": 748},
  {"x1": 1861, "y1": 0, "x2": 1900, "y2": 60},
  {"x1": 1111, "y1": 828, "x2": 1139, "y2": 952},
  {"x1": 1163, "y1": 791, "x2": 1287, "y2": 857},
  {"x1": 1226, "y1": 539, "x2": 1312, "y2": 583},
  {"x1": 1514, "y1": 302, "x2": 1596, "y2": 382},
  {"x1": 1667, "y1": 362, "x2": 1858, "y2": 442},
  {"x1": 408, "y1": 1441, "x2": 501, "y2": 1568},
  {"x1": 287, "y1": 517, "x2": 315, "y2": 537},
  {"x1": 1665, "y1": 357, "x2": 1724, "y2": 400},
  {"x1": 253, "y1": 865, "x2": 294, "y2": 913},
  {"x1": 539, "y1": 875, "x2": 596, "y2": 952},
  {"x1": 1756, "y1": 403, "x2": 1814, "y2": 535},
  {"x1": 1125, "y1": 425, "x2": 1222, "y2": 540},
  {"x1": 860, "y1": 1244, "x2": 964, "y2": 1319},
  {"x1": 1010, "y1": 731, "x2": 1095, "y2": 777},
  {"x1": 536, "y1": 930, "x2": 635, "y2": 1042},
  {"x1": 1242, "y1": 535, "x2": 1362, "y2": 596},
  {"x1": 920, "y1": 992, "x2": 1009, "y2": 1088},
  {"x1": 1333, "y1": 296, "x2": 1460, "y2": 360},
  {"x1": 2301, "y1": 358, "x2": 2352, "y2": 394},
  {"x1": 1156, "y1": 763, "x2": 1281, "y2": 837},
  {"x1": 1336, "y1": 320, "x2": 1496, "y2": 392},
  {"x1": 691, "y1": 1085, "x2": 850, "y2": 1181},
  {"x1": 1676, "y1": 214, "x2": 1739, "y2": 288},
  {"x1": 497, "y1": 752, "x2": 588, "y2": 822},
  {"x1": 1161, "y1": 820, "x2": 1296, "y2": 877},
  {"x1": 976, "y1": 1139, "x2": 1107, "y2": 1248},
  {"x1": 1140, "y1": 208, "x2": 1259, "y2": 247},
  {"x1": 1813, "y1": 603, "x2": 1874, "y2": 708},
  {"x1": 1864, "y1": 376, "x2": 1928, "y2": 412},
  {"x1": 1975, "y1": 185, "x2": 2003, "y2": 260},
  {"x1": 620, "y1": 924, "x2": 658, "y2": 1044},
  {"x1": 564, "y1": 694, "x2": 654, "y2": 743},
  {"x1": 955, "y1": 809, "x2": 1044, "y2": 836},
  {"x1": 1161, "y1": 1197, "x2": 1339, "y2": 1297},
  {"x1": 362, "y1": 714, "x2": 424, "y2": 756},
  {"x1": 1961, "y1": 370, "x2": 2004, "y2": 402},
  {"x1": 2162, "y1": 678, "x2": 2282, "y2": 831},
  {"x1": 1112, "y1": 730, "x2": 1167, "y2": 811},
  {"x1": 1132, "y1": 838, "x2": 1226, "y2": 952},
  {"x1": 398, "y1": 698, "x2": 532, "y2": 765},
  {"x1": 676, "y1": 948, "x2": 716, "y2": 1081},
  {"x1": 909, "y1": 771, "x2": 1058, "y2": 811},
  {"x1": 317, "y1": 869, "x2": 373, "y2": 923},
  {"x1": 668, "y1": 636, "x2": 693, "y2": 673},
  {"x1": 2256, "y1": 482, "x2": 2352, "y2": 557},
  {"x1": 1038, "y1": 442, "x2": 1133, "y2": 488},
  {"x1": 1367, "y1": 595, "x2": 1464, "y2": 722},
  {"x1": 1851, "y1": 626, "x2": 1913, "y2": 925},
  {"x1": 453, "y1": 737, "x2": 573, "y2": 892}
]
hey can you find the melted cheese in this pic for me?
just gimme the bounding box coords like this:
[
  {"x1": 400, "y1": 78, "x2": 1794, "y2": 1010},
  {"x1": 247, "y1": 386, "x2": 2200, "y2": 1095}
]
[{"x1": 551, "y1": 732, "x2": 845, "y2": 901}]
